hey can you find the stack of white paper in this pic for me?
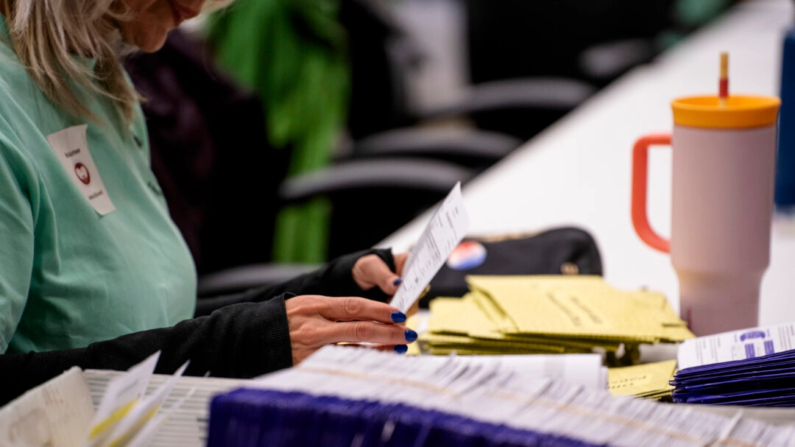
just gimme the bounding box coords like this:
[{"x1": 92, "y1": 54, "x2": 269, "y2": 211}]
[
  {"x1": 82, "y1": 371, "x2": 252, "y2": 447},
  {"x1": 0, "y1": 352, "x2": 209, "y2": 447},
  {"x1": 205, "y1": 345, "x2": 795, "y2": 447}
]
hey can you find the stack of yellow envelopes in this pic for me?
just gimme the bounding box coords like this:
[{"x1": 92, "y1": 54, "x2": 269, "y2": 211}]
[
  {"x1": 608, "y1": 360, "x2": 678, "y2": 400},
  {"x1": 419, "y1": 276, "x2": 694, "y2": 358}
]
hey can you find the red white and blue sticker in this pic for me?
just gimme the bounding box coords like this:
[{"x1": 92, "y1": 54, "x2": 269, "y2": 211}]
[{"x1": 446, "y1": 241, "x2": 487, "y2": 271}]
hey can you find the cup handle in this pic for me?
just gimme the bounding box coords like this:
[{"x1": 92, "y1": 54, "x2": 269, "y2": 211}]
[{"x1": 631, "y1": 134, "x2": 671, "y2": 253}]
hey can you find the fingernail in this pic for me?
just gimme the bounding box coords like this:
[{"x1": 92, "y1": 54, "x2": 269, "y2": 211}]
[
  {"x1": 393, "y1": 277, "x2": 404, "y2": 286},
  {"x1": 391, "y1": 311, "x2": 406, "y2": 323},
  {"x1": 394, "y1": 344, "x2": 408, "y2": 354},
  {"x1": 404, "y1": 329, "x2": 418, "y2": 342}
]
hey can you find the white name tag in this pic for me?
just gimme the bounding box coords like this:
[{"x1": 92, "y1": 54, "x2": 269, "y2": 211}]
[{"x1": 47, "y1": 125, "x2": 115, "y2": 216}]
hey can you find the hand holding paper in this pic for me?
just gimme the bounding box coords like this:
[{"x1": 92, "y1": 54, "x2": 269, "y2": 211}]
[{"x1": 391, "y1": 183, "x2": 469, "y2": 313}]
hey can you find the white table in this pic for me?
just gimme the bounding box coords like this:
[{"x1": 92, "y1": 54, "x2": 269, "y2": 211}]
[{"x1": 381, "y1": 0, "x2": 795, "y2": 325}]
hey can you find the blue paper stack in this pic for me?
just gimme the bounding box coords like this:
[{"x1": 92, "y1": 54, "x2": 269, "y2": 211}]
[
  {"x1": 208, "y1": 389, "x2": 594, "y2": 447},
  {"x1": 671, "y1": 350, "x2": 795, "y2": 406},
  {"x1": 204, "y1": 345, "x2": 795, "y2": 447},
  {"x1": 671, "y1": 323, "x2": 795, "y2": 407}
]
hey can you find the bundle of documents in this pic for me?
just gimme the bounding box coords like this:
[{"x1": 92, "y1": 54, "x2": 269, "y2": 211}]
[
  {"x1": 207, "y1": 345, "x2": 795, "y2": 447},
  {"x1": 608, "y1": 360, "x2": 677, "y2": 400},
  {"x1": 83, "y1": 371, "x2": 253, "y2": 447},
  {"x1": 0, "y1": 352, "x2": 198, "y2": 447},
  {"x1": 672, "y1": 323, "x2": 795, "y2": 407},
  {"x1": 419, "y1": 275, "x2": 694, "y2": 359}
]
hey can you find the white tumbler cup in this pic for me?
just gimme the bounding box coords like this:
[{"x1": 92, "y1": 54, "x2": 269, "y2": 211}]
[{"x1": 631, "y1": 95, "x2": 780, "y2": 336}]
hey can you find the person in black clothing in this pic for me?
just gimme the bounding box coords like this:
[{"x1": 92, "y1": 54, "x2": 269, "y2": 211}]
[
  {"x1": 1, "y1": 249, "x2": 414, "y2": 406},
  {"x1": 0, "y1": 0, "x2": 416, "y2": 407}
]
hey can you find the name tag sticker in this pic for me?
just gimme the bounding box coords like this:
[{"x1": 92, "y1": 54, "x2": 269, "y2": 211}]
[{"x1": 47, "y1": 124, "x2": 116, "y2": 215}]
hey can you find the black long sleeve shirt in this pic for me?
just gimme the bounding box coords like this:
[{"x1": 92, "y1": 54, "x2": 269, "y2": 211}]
[{"x1": 0, "y1": 249, "x2": 395, "y2": 406}]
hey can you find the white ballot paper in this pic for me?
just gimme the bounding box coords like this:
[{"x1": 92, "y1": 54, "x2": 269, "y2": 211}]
[
  {"x1": 100, "y1": 361, "x2": 189, "y2": 447},
  {"x1": 0, "y1": 367, "x2": 94, "y2": 447},
  {"x1": 248, "y1": 345, "x2": 795, "y2": 447},
  {"x1": 461, "y1": 354, "x2": 607, "y2": 390},
  {"x1": 391, "y1": 183, "x2": 469, "y2": 313},
  {"x1": 678, "y1": 322, "x2": 795, "y2": 369}
]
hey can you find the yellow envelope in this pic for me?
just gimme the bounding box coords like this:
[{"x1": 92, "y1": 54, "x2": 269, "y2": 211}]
[
  {"x1": 467, "y1": 276, "x2": 694, "y2": 343},
  {"x1": 428, "y1": 296, "x2": 504, "y2": 337},
  {"x1": 608, "y1": 360, "x2": 677, "y2": 397}
]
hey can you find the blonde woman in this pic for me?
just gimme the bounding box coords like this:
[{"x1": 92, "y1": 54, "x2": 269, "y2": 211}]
[{"x1": 0, "y1": 0, "x2": 414, "y2": 405}]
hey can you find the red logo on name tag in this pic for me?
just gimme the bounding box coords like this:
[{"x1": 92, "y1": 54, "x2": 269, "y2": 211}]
[{"x1": 74, "y1": 162, "x2": 91, "y2": 185}]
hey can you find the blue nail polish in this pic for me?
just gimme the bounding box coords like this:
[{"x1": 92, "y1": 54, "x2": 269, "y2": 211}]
[
  {"x1": 391, "y1": 311, "x2": 406, "y2": 323},
  {"x1": 404, "y1": 329, "x2": 418, "y2": 342},
  {"x1": 393, "y1": 278, "x2": 404, "y2": 286},
  {"x1": 394, "y1": 344, "x2": 408, "y2": 354}
]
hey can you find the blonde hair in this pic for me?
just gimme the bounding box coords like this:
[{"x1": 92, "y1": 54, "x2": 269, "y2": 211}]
[{"x1": 2, "y1": 0, "x2": 232, "y2": 125}]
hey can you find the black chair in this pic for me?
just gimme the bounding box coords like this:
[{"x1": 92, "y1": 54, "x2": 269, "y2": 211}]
[
  {"x1": 461, "y1": 0, "x2": 675, "y2": 139},
  {"x1": 282, "y1": 157, "x2": 473, "y2": 259},
  {"x1": 340, "y1": 0, "x2": 596, "y2": 147},
  {"x1": 347, "y1": 128, "x2": 522, "y2": 170},
  {"x1": 466, "y1": 0, "x2": 674, "y2": 86}
]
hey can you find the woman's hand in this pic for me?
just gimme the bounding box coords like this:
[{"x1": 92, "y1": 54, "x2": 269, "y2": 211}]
[
  {"x1": 286, "y1": 295, "x2": 416, "y2": 365},
  {"x1": 352, "y1": 252, "x2": 408, "y2": 295},
  {"x1": 353, "y1": 252, "x2": 421, "y2": 316}
]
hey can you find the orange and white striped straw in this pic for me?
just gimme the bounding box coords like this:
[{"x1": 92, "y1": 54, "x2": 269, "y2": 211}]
[{"x1": 719, "y1": 52, "x2": 729, "y2": 107}]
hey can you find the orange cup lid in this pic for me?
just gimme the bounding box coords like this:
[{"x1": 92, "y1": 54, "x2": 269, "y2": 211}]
[{"x1": 671, "y1": 95, "x2": 780, "y2": 129}]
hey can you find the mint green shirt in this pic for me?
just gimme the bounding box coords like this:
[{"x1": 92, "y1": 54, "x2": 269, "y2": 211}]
[{"x1": 0, "y1": 19, "x2": 196, "y2": 354}]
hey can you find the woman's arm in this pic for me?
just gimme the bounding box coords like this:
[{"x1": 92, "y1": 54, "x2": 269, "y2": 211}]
[
  {"x1": 0, "y1": 130, "x2": 37, "y2": 354},
  {"x1": 195, "y1": 248, "x2": 398, "y2": 317},
  {"x1": 0, "y1": 293, "x2": 414, "y2": 407},
  {"x1": 0, "y1": 295, "x2": 292, "y2": 406}
]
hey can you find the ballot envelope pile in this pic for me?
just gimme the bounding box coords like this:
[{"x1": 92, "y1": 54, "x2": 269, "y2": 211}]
[
  {"x1": 0, "y1": 351, "x2": 198, "y2": 447},
  {"x1": 419, "y1": 276, "x2": 694, "y2": 360},
  {"x1": 671, "y1": 323, "x2": 795, "y2": 407},
  {"x1": 206, "y1": 345, "x2": 795, "y2": 447},
  {"x1": 608, "y1": 360, "x2": 678, "y2": 401}
]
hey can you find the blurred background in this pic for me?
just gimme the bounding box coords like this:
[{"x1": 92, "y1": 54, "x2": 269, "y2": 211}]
[{"x1": 122, "y1": 0, "x2": 738, "y2": 296}]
